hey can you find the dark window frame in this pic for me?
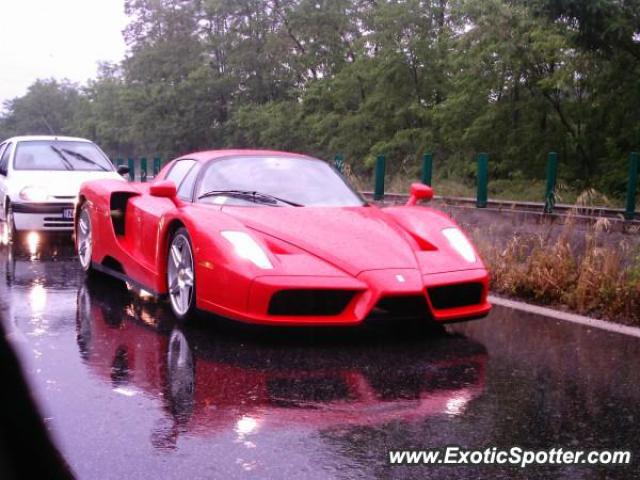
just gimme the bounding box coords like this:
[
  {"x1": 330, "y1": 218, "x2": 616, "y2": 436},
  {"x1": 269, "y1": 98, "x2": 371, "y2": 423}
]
[{"x1": 0, "y1": 143, "x2": 14, "y2": 176}]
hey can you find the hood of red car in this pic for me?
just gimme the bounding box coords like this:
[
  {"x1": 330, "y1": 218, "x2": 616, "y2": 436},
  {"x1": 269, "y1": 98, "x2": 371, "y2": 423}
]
[{"x1": 221, "y1": 206, "x2": 418, "y2": 276}]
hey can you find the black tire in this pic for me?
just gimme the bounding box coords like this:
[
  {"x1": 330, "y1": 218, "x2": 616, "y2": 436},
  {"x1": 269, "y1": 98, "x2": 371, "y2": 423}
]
[{"x1": 166, "y1": 227, "x2": 197, "y2": 321}]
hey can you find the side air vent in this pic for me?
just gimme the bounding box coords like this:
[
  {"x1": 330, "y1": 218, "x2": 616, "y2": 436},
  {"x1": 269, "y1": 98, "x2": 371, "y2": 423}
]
[
  {"x1": 109, "y1": 192, "x2": 138, "y2": 236},
  {"x1": 428, "y1": 282, "x2": 484, "y2": 310},
  {"x1": 268, "y1": 290, "x2": 355, "y2": 316}
]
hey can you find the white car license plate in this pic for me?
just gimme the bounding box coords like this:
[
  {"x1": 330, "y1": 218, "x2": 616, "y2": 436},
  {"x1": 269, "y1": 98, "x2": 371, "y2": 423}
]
[{"x1": 63, "y1": 208, "x2": 74, "y2": 219}]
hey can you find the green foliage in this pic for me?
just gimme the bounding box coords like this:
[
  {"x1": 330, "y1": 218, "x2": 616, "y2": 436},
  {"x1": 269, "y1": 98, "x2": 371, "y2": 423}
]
[
  {"x1": 0, "y1": 79, "x2": 87, "y2": 138},
  {"x1": 0, "y1": 0, "x2": 638, "y2": 200},
  {"x1": 226, "y1": 101, "x2": 308, "y2": 152}
]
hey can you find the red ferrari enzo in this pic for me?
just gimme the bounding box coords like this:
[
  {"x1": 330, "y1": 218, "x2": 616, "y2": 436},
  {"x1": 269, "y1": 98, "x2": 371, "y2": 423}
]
[{"x1": 75, "y1": 150, "x2": 490, "y2": 325}]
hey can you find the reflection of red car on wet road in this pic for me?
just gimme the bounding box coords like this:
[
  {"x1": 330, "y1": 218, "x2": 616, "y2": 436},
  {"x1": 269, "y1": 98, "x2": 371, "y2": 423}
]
[
  {"x1": 76, "y1": 150, "x2": 490, "y2": 324},
  {"x1": 76, "y1": 283, "x2": 487, "y2": 436}
]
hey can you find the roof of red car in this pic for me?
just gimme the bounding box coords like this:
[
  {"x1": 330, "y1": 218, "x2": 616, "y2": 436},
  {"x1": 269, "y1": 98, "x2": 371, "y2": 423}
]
[{"x1": 179, "y1": 149, "x2": 312, "y2": 162}]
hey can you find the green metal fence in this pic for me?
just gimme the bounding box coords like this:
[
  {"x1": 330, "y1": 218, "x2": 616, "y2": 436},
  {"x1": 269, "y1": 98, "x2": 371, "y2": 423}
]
[
  {"x1": 421, "y1": 153, "x2": 433, "y2": 186},
  {"x1": 544, "y1": 152, "x2": 558, "y2": 214},
  {"x1": 373, "y1": 155, "x2": 386, "y2": 201},
  {"x1": 625, "y1": 152, "x2": 638, "y2": 221},
  {"x1": 114, "y1": 152, "x2": 639, "y2": 220},
  {"x1": 476, "y1": 153, "x2": 489, "y2": 208}
]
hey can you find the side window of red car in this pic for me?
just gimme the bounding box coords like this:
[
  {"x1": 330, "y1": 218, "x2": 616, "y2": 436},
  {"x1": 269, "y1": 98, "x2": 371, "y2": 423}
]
[
  {"x1": 177, "y1": 163, "x2": 201, "y2": 201},
  {"x1": 165, "y1": 159, "x2": 196, "y2": 188}
]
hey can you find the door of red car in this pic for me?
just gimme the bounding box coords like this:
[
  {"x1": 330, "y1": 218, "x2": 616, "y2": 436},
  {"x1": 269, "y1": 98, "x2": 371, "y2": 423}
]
[
  {"x1": 136, "y1": 160, "x2": 200, "y2": 268},
  {"x1": 127, "y1": 195, "x2": 174, "y2": 268}
]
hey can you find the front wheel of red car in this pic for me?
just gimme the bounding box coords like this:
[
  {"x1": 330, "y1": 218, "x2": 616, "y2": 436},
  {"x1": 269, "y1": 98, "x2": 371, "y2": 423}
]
[
  {"x1": 77, "y1": 204, "x2": 95, "y2": 275},
  {"x1": 167, "y1": 228, "x2": 197, "y2": 321}
]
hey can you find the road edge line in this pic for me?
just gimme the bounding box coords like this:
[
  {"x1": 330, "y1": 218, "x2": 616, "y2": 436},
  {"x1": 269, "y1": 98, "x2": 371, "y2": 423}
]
[{"x1": 488, "y1": 295, "x2": 640, "y2": 339}]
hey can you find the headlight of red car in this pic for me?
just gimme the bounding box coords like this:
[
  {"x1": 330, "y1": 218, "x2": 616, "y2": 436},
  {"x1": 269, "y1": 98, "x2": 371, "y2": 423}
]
[
  {"x1": 221, "y1": 231, "x2": 273, "y2": 269},
  {"x1": 441, "y1": 227, "x2": 477, "y2": 263}
]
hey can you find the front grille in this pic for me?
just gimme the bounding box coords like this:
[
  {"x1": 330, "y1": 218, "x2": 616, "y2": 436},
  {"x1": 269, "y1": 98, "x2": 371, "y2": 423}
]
[
  {"x1": 12, "y1": 202, "x2": 73, "y2": 214},
  {"x1": 367, "y1": 295, "x2": 430, "y2": 321},
  {"x1": 268, "y1": 289, "x2": 355, "y2": 316},
  {"x1": 428, "y1": 282, "x2": 484, "y2": 310},
  {"x1": 43, "y1": 216, "x2": 73, "y2": 228}
]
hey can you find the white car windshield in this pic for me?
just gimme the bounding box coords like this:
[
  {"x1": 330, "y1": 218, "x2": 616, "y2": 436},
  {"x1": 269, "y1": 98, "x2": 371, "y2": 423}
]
[{"x1": 13, "y1": 140, "x2": 113, "y2": 172}]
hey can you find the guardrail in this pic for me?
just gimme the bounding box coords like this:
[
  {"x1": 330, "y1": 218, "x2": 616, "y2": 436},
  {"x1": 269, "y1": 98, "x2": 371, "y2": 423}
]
[
  {"x1": 361, "y1": 191, "x2": 640, "y2": 223},
  {"x1": 346, "y1": 151, "x2": 639, "y2": 221},
  {"x1": 115, "y1": 150, "x2": 640, "y2": 222}
]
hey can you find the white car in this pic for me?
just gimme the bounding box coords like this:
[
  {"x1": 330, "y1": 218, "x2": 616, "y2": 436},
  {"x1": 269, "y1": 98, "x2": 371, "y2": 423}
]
[{"x1": 0, "y1": 135, "x2": 126, "y2": 241}]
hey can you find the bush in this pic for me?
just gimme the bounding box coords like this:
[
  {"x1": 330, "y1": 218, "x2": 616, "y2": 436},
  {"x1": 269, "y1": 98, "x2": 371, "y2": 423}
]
[{"x1": 473, "y1": 216, "x2": 640, "y2": 325}]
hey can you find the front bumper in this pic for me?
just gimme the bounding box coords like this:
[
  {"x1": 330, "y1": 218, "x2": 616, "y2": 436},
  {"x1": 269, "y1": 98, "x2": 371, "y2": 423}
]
[
  {"x1": 199, "y1": 268, "x2": 491, "y2": 326},
  {"x1": 12, "y1": 202, "x2": 75, "y2": 231}
]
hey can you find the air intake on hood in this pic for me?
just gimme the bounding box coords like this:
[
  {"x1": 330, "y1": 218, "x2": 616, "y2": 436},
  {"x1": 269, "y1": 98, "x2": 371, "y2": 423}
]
[{"x1": 268, "y1": 289, "x2": 355, "y2": 316}]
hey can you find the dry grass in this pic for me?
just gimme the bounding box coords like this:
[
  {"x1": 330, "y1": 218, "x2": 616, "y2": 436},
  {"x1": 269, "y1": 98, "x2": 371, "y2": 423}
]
[
  {"x1": 473, "y1": 216, "x2": 640, "y2": 325},
  {"x1": 343, "y1": 164, "x2": 368, "y2": 192}
]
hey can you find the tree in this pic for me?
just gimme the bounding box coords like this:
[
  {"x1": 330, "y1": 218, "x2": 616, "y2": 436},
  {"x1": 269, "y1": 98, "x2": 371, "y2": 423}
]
[
  {"x1": 2, "y1": 0, "x2": 639, "y2": 198},
  {"x1": 0, "y1": 79, "x2": 87, "y2": 138}
]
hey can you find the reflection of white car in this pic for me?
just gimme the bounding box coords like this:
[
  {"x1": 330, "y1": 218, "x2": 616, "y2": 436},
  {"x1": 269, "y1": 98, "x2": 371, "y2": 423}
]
[{"x1": 0, "y1": 136, "x2": 125, "y2": 239}]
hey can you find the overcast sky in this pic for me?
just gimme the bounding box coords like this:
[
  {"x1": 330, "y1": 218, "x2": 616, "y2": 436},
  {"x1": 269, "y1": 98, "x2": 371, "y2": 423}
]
[{"x1": 0, "y1": 0, "x2": 128, "y2": 105}]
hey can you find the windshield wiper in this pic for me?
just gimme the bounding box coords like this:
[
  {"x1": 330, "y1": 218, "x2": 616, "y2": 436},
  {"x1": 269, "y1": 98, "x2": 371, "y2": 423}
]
[
  {"x1": 61, "y1": 149, "x2": 109, "y2": 171},
  {"x1": 198, "y1": 190, "x2": 303, "y2": 207},
  {"x1": 50, "y1": 146, "x2": 73, "y2": 170}
]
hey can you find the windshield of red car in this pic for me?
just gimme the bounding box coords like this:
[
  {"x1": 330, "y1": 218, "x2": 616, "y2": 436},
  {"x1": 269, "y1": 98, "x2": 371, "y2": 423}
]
[
  {"x1": 197, "y1": 155, "x2": 366, "y2": 207},
  {"x1": 13, "y1": 140, "x2": 114, "y2": 171}
]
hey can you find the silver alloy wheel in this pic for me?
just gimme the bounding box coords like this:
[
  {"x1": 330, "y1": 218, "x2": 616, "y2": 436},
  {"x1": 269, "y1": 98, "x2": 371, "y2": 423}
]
[
  {"x1": 167, "y1": 233, "x2": 195, "y2": 316},
  {"x1": 77, "y1": 207, "x2": 93, "y2": 270}
]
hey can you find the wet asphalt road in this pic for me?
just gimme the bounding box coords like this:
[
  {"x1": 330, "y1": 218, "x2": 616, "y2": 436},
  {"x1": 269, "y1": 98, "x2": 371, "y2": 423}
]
[{"x1": 1, "y1": 238, "x2": 639, "y2": 480}]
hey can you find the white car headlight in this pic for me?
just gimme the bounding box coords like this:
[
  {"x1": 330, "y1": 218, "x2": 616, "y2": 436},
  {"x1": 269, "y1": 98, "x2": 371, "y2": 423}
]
[
  {"x1": 221, "y1": 231, "x2": 273, "y2": 269},
  {"x1": 19, "y1": 186, "x2": 49, "y2": 202},
  {"x1": 442, "y1": 227, "x2": 477, "y2": 263}
]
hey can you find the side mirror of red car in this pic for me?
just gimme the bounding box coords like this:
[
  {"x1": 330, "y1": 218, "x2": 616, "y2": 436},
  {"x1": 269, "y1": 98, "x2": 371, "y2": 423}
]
[
  {"x1": 150, "y1": 180, "x2": 177, "y2": 199},
  {"x1": 406, "y1": 183, "x2": 434, "y2": 206}
]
